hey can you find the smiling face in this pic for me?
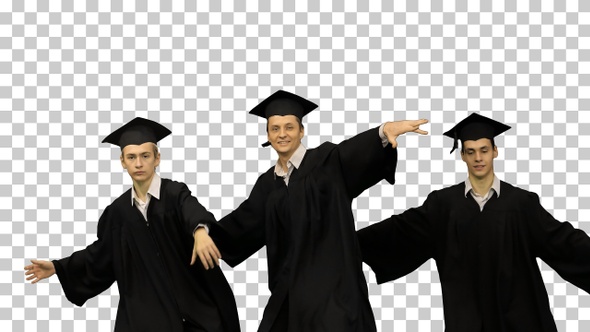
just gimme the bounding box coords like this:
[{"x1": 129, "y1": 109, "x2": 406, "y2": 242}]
[
  {"x1": 267, "y1": 115, "x2": 304, "y2": 160},
  {"x1": 461, "y1": 138, "x2": 498, "y2": 182},
  {"x1": 120, "y1": 142, "x2": 160, "y2": 185}
]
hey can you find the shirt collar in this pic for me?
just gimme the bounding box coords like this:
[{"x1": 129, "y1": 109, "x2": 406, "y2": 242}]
[
  {"x1": 464, "y1": 175, "x2": 501, "y2": 198},
  {"x1": 131, "y1": 173, "x2": 161, "y2": 206},
  {"x1": 274, "y1": 143, "x2": 307, "y2": 177}
]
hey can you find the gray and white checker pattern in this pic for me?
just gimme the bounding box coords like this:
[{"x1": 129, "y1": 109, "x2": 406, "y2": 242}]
[{"x1": 2, "y1": 0, "x2": 590, "y2": 331}]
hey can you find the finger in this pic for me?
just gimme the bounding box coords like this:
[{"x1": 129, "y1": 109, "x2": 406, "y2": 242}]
[
  {"x1": 199, "y1": 253, "x2": 210, "y2": 270},
  {"x1": 211, "y1": 244, "x2": 222, "y2": 260},
  {"x1": 204, "y1": 251, "x2": 215, "y2": 269},
  {"x1": 190, "y1": 250, "x2": 197, "y2": 266},
  {"x1": 26, "y1": 274, "x2": 36, "y2": 281},
  {"x1": 210, "y1": 251, "x2": 220, "y2": 267},
  {"x1": 25, "y1": 269, "x2": 34, "y2": 276},
  {"x1": 388, "y1": 138, "x2": 398, "y2": 148},
  {"x1": 413, "y1": 129, "x2": 429, "y2": 135}
]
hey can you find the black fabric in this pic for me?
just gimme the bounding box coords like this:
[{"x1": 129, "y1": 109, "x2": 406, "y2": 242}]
[
  {"x1": 102, "y1": 117, "x2": 171, "y2": 149},
  {"x1": 53, "y1": 179, "x2": 240, "y2": 332},
  {"x1": 209, "y1": 127, "x2": 397, "y2": 332},
  {"x1": 358, "y1": 181, "x2": 590, "y2": 332},
  {"x1": 442, "y1": 113, "x2": 511, "y2": 153},
  {"x1": 249, "y1": 89, "x2": 318, "y2": 120}
]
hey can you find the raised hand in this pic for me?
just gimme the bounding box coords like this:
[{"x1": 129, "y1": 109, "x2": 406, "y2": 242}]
[
  {"x1": 383, "y1": 119, "x2": 429, "y2": 148},
  {"x1": 24, "y1": 259, "x2": 56, "y2": 284}
]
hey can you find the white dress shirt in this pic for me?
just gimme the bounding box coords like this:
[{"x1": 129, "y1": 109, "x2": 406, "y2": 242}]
[{"x1": 464, "y1": 175, "x2": 501, "y2": 211}]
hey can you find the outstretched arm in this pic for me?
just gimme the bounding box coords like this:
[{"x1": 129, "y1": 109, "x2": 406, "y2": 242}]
[
  {"x1": 24, "y1": 259, "x2": 56, "y2": 284},
  {"x1": 382, "y1": 119, "x2": 429, "y2": 148},
  {"x1": 527, "y1": 192, "x2": 590, "y2": 293},
  {"x1": 337, "y1": 119, "x2": 428, "y2": 199}
]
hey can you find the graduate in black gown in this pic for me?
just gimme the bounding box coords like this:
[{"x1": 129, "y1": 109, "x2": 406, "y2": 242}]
[
  {"x1": 25, "y1": 117, "x2": 240, "y2": 332},
  {"x1": 358, "y1": 113, "x2": 590, "y2": 332},
  {"x1": 207, "y1": 90, "x2": 429, "y2": 332}
]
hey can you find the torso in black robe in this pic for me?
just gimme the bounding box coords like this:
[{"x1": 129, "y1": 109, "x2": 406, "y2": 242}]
[
  {"x1": 358, "y1": 181, "x2": 590, "y2": 332},
  {"x1": 209, "y1": 127, "x2": 397, "y2": 332},
  {"x1": 53, "y1": 179, "x2": 240, "y2": 332}
]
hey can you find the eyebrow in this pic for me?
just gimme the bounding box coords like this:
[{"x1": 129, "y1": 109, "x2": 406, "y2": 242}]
[
  {"x1": 125, "y1": 151, "x2": 152, "y2": 157},
  {"x1": 270, "y1": 123, "x2": 296, "y2": 127},
  {"x1": 466, "y1": 146, "x2": 490, "y2": 151}
]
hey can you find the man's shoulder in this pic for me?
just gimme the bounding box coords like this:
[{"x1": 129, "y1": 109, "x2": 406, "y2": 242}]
[
  {"x1": 301, "y1": 142, "x2": 337, "y2": 163},
  {"x1": 437, "y1": 182, "x2": 466, "y2": 195},
  {"x1": 499, "y1": 180, "x2": 540, "y2": 201},
  {"x1": 160, "y1": 178, "x2": 184, "y2": 190},
  {"x1": 110, "y1": 188, "x2": 133, "y2": 208}
]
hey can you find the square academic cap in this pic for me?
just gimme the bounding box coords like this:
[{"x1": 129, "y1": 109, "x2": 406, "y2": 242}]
[
  {"x1": 102, "y1": 117, "x2": 171, "y2": 150},
  {"x1": 249, "y1": 90, "x2": 318, "y2": 147},
  {"x1": 249, "y1": 90, "x2": 318, "y2": 121},
  {"x1": 443, "y1": 113, "x2": 511, "y2": 153}
]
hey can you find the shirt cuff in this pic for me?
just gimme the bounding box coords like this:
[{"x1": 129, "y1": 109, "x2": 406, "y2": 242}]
[
  {"x1": 193, "y1": 224, "x2": 209, "y2": 235},
  {"x1": 379, "y1": 123, "x2": 389, "y2": 147}
]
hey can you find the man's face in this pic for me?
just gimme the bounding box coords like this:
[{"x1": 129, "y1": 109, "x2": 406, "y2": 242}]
[
  {"x1": 267, "y1": 115, "x2": 304, "y2": 158},
  {"x1": 120, "y1": 142, "x2": 160, "y2": 184},
  {"x1": 461, "y1": 138, "x2": 498, "y2": 181}
]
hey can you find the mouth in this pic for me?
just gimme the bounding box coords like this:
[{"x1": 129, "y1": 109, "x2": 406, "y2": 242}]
[
  {"x1": 473, "y1": 165, "x2": 485, "y2": 171},
  {"x1": 135, "y1": 171, "x2": 146, "y2": 176},
  {"x1": 276, "y1": 141, "x2": 290, "y2": 145}
]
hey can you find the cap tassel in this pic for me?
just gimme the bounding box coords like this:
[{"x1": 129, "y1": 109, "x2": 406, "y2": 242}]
[
  {"x1": 450, "y1": 132, "x2": 458, "y2": 154},
  {"x1": 261, "y1": 141, "x2": 271, "y2": 147}
]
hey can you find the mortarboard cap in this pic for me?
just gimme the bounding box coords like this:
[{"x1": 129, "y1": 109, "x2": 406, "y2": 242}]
[
  {"x1": 249, "y1": 90, "x2": 318, "y2": 147},
  {"x1": 443, "y1": 113, "x2": 511, "y2": 154},
  {"x1": 102, "y1": 117, "x2": 171, "y2": 150}
]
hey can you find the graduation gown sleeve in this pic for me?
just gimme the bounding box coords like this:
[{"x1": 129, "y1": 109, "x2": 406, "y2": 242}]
[
  {"x1": 526, "y1": 192, "x2": 590, "y2": 293},
  {"x1": 53, "y1": 206, "x2": 116, "y2": 306},
  {"x1": 176, "y1": 182, "x2": 217, "y2": 235},
  {"x1": 357, "y1": 191, "x2": 436, "y2": 284},
  {"x1": 336, "y1": 126, "x2": 398, "y2": 199},
  {"x1": 208, "y1": 172, "x2": 272, "y2": 267}
]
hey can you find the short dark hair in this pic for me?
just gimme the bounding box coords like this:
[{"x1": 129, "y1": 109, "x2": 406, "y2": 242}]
[{"x1": 460, "y1": 138, "x2": 495, "y2": 153}]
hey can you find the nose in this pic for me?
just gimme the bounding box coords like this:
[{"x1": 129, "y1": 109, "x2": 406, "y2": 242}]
[
  {"x1": 474, "y1": 151, "x2": 482, "y2": 161},
  {"x1": 134, "y1": 158, "x2": 143, "y2": 168},
  {"x1": 278, "y1": 128, "x2": 287, "y2": 137}
]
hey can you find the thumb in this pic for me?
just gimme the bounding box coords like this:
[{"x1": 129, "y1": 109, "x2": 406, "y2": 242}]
[
  {"x1": 190, "y1": 250, "x2": 196, "y2": 266},
  {"x1": 389, "y1": 137, "x2": 398, "y2": 148}
]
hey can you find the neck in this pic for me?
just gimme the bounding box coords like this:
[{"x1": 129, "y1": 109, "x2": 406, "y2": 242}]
[
  {"x1": 277, "y1": 154, "x2": 292, "y2": 173},
  {"x1": 133, "y1": 173, "x2": 155, "y2": 201},
  {"x1": 469, "y1": 173, "x2": 494, "y2": 196},
  {"x1": 276, "y1": 142, "x2": 301, "y2": 173}
]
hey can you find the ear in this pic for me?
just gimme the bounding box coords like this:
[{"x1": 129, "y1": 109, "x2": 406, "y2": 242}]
[
  {"x1": 460, "y1": 151, "x2": 466, "y2": 163},
  {"x1": 493, "y1": 146, "x2": 498, "y2": 159},
  {"x1": 299, "y1": 126, "x2": 305, "y2": 140},
  {"x1": 154, "y1": 152, "x2": 161, "y2": 168},
  {"x1": 120, "y1": 153, "x2": 126, "y2": 169}
]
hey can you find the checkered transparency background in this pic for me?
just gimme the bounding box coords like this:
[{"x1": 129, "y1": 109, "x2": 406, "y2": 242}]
[{"x1": 2, "y1": 0, "x2": 590, "y2": 331}]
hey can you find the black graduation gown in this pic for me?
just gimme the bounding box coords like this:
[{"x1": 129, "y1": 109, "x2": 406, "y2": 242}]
[
  {"x1": 358, "y1": 181, "x2": 590, "y2": 332},
  {"x1": 209, "y1": 127, "x2": 397, "y2": 332},
  {"x1": 53, "y1": 179, "x2": 240, "y2": 332}
]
